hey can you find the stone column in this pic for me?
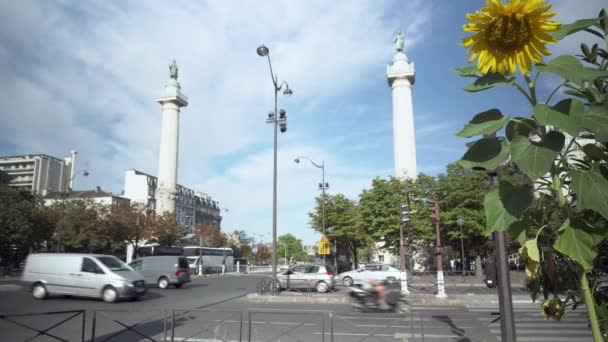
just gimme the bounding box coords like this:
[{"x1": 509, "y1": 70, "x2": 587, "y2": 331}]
[
  {"x1": 155, "y1": 75, "x2": 188, "y2": 215},
  {"x1": 387, "y1": 52, "x2": 417, "y2": 180}
]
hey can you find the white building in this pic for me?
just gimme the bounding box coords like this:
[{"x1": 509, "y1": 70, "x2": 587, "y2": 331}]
[
  {"x1": 0, "y1": 151, "x2": 78, "y2": 195},
  {"x1": 43, "y1": 186, "x2": 130, "y2": 206},
  {"x1": 123, "y1": 169, "x2": 221, "y2": 234}
]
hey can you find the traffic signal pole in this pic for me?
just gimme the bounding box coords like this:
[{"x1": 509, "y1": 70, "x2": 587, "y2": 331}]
[{"x1": 427, "y1": 198, "x2": 447, "y2": 298}]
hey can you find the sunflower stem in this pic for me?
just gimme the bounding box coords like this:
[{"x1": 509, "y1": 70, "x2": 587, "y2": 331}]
[
  {"x1": 513, "y1": 82, "x2": 534, "y2": 105},
  {"x1": 546, "y1": 82, "x2": 566, "y2": 105},
  {"x1": 524, "y1": 74, "x2": 538, "y2": 106},
  {"x1": 580, "y1": 270, "x2": 603, "y2": 341}
]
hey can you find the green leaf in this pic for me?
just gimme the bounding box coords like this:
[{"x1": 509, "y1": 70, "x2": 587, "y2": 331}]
[
  {"x1": 520, "y1": 238, "x2": 540, "y2": 278},
  {"x1": 456, "y1": 109, "x2": 510, "y2": 138},
  {"x1": 510, "y1": 131, "x2": 565, "y2": 180},
  {"x1": 453, "y1": 65, "x2": 482, "y2": 78},
  {"x1": 464, "y1": 73, "x2": 515, "y2": 92},
  {"x1": 484, "y1": 179, "x2": 532, "y2": 234},
  {"x1": 580, "y1": 103, "x2": 608, "y2": 142},
  {"x1": 582, "y1": 144, "x2": 608, "y2": 162},
  {"x1": 505, "y1": 117, "x2": 538, "y2": 141},
  {"x1": 532, "y1": 99, "x2": 583, "y2": 137},
  {"x1": 572, "y1": 164, "x2": 608, "y2": 220},
  {"x1": 536, "y1": 55, "x2": 608, "y2": 85},
  {"x1": 554, "y1": 219, "x2": 605, "y2": 271},
  {"x1": 458, "y1": 137, "x2": 509, "y2": 171},
  {"x1": 499, "y1": 179, "x2": 534, "y2": 218},
  {"x1": 484, "y1": 188, "x2": 516, "y2": 233},
  {"x1": 551, "y1": 18, "x2": 599, "y2": 41},
  {"x1": 509, "y1": 215, "x2": 533, "y2": 245}
]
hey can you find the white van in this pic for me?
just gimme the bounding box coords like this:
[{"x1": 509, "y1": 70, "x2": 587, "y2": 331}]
[{"x1": 21, "y1": 253, "x2": 147, "y2": 302}]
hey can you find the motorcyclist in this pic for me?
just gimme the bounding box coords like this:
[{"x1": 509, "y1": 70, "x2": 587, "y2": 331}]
[{"x1": 366, "y1": 279, "x2": 389, "y2": 309}]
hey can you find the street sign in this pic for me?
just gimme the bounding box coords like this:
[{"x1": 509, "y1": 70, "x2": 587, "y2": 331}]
[
  {"x1": 318, "y1": 235, "x2": 330, "y2": 255},
  {"x1": 252, "y1": 247, "x2": 258, "y2": 255}
]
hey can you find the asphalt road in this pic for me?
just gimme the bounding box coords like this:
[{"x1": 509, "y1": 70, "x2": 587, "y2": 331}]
[{"x1": 0, "y1": 274, "x2": 593, "y2": 342}]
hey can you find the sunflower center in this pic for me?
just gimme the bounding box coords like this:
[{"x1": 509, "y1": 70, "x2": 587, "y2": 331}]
[{"x1": 485, "y1": 15, "x2": 531, "y2": 52}]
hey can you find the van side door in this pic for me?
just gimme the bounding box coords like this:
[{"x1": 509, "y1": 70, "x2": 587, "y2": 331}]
[{"x1": 75, "y1": 257, "x2": 105, "y2": 297}]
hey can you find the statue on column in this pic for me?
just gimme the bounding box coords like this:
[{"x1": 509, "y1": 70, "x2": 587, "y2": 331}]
[
  {"x1": 393, "y1": 31, "x2": 405, "y2": 52},
  {"x1": 169, "y1": 60, "x2": 178, "y2": 80}
]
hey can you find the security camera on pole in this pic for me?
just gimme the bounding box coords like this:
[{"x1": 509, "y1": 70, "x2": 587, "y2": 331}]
[{"x1": 427, "y1": 198, "x2": 447, "y2": 298}]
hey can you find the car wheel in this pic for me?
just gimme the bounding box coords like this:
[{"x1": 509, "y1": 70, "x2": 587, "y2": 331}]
[
  {"x1": 158, "y1": 277, "x2": 169, "y2": 289},
  {"x1": 102, "y1": 286, "x2": 118, "y2": 303},
  {"x1": 387, "y1": 277, "x2": 397, "y2": 283},
  {"x1": 316, "y1": 281, "x2": 329, "y2": 293},
  {"x1": 32, "y1": 283, "x2": 47, "y2": 299},
  {"x1": 343, "y1": 276, "x2": 353, "y2": 286}
]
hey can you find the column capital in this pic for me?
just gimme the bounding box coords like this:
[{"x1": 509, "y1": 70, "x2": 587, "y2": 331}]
[{"x1": 387, "y1": 52, "x2": 415, "y2": 86}]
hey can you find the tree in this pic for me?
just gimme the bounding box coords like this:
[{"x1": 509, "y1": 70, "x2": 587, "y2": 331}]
[
  {"x1": 0, "y1": 184, "x2": 50, "y2": 268},
  {"x1": 277, "y1": 234, "x2": 306, "y2": 265},
  {"x1": 147, "y1": 213, "x2": 186, "y2": 246},
  {"x1": 308, "y1": 193, "x2": 370, "y2": 268},
  {"x1": 196, "y1": 225, "x2": 226, "y2": 247},
  {"x1": 359, "y1": 176, "x2": 437, "y2": 254},
  {"x1": 436, "y1": 163, "x2": 493, "y2": 260},
  {"x1": 48, "y1": 199, "x2": 110, "y2": 253},
  {"x1": 106, "y1": 202, "x2": 151, "y2": 260}
]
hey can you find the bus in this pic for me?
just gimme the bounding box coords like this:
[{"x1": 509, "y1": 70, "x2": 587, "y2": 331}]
[
  {"x1": 182, "y1": 247, "x2": 235, "y2": 274},
  {"x1": 136, "y1": 245, "x2": 184, "y2": 257}
]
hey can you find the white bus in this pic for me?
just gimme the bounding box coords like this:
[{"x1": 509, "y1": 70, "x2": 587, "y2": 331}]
[{"x1": 182, "y1": 247, "x2": 234, "y2": 274}]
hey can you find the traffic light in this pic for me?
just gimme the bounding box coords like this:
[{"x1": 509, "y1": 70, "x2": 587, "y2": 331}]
[{"x1": 426, "y1": 198, "x2": 439, "y2": 221}]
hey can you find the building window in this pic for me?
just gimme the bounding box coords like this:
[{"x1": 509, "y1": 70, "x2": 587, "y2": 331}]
[{"x1": 378, "y1": 255, "x2": 384, "y2": 262}]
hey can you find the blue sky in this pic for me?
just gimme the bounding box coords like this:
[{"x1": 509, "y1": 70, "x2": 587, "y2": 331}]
[{"x1": 0, "y1": 0, "x2": 604, "y2": 244}]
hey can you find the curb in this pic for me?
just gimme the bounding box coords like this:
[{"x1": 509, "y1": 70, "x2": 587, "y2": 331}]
[{"x1": 243, "y1": 293, "x2": 352, "y2": 304}]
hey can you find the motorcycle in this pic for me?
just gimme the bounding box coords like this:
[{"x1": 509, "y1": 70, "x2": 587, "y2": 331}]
[{"x1": 349, "y1": 281, "x2": 402, "y2": 312}]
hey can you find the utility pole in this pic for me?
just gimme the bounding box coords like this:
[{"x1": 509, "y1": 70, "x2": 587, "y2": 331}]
[
  {"x1": 427, "y1": 198, "x2": 446, "y2": 298},
  {"x1": 457, "y1": 217, "x2": 466, "y2": 275},
  {"x1": 489, "y1": 172, "x2": 516, "y2": 342}
]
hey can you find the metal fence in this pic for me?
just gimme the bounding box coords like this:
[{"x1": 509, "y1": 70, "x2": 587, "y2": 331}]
[
  {"x1": 0, "y1": 310, "x2": 86, "y2": 342},
  {"x1": 2, "y1": 309, "x2": 450, "y2": 342}
]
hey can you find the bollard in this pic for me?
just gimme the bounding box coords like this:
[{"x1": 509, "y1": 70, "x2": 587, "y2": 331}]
[
  {"x1": 400, "y1": 271, "x2": 410, "y2": 295},
  {"x1": 237, "y1": 261, "x2": 240, "y2": 273}
]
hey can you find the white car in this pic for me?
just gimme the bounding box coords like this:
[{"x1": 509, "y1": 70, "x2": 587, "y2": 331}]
[{"x1": 338, "y1": 264, "x2": 401, "y2": 286}]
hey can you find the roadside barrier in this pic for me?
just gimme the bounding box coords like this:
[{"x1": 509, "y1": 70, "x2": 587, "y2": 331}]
[
  {"x1": 1, "y1": 309, "x2": 434, "y2": 342},
  {"x1": 0, "y1": 309, "x2": 86, "y2": 342}
]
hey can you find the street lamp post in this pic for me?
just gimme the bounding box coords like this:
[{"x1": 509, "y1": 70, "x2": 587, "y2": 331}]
[
  {"x1": 457, "y1": 217, "x2": 466, "y2": 275},
  {"x1": 294, "y1": 157, "x2": 330, "y2": 263},
  {"x1": 257, "y1": 44, "x2": 293, "y2": 294},
  {"x1": 58, "y1": 169, "x2": 89, "y2": 252}
]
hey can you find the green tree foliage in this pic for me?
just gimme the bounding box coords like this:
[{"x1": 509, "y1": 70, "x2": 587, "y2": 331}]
[
  {"x1": 308, "y1": 193, "x2": 370, "y2": 267},
  {"x1": 49, "y1": 199, "x2": 111, "y2": 252},
  {"x1": 277, "y1": 234, "x2": 306, "y2": 264},
  {"x1": 106, "y1": 202, "x2": 151, "y2": 259},
  {"x1": 0, "y1": 184, "x2": 51, "y2": 253},
  {"x1": 436, "y1": 163, "x2": 493, "y2": 258}
]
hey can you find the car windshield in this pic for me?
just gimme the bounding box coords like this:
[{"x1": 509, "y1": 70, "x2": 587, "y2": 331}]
[{"x1": 96, "y1": 256, "x2": 131, "y2": 271}]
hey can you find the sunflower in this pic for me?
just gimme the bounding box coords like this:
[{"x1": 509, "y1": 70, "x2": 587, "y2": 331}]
[{"x1": 462, "y1": 0, "x2": 561, "y2": 75}]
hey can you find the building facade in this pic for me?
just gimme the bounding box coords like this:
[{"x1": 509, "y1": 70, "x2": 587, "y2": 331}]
[
  {"x1": 43, "y1": 186, "x2": 131, "y2": 207},
  {"x1": 0, "y1": 152, "x2": 76, "y2": 195},
  {"x1": 123, "y1": 169, "x2": 221, "y2": 234}
]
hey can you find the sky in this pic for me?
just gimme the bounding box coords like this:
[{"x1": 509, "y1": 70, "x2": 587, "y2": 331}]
[{"x1": 0, "y1": 0, "x2": 605, "y2": 245}]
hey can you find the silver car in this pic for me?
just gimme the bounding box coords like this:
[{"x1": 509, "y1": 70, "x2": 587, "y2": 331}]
[
  {"x1": 277, "y1": 264, "x2": 335, "y2": 293},
  {"x1": 21, "y1": 253, "x2": 146, "y2": 303},
  {"x1": 338, "y1": 264, "x2": 401, "y2": 286},
  {"x1": 129, "y1": 256, "x2": 191, "y2": 289}
]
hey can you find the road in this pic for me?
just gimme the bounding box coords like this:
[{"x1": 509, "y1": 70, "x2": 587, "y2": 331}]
[{"x1": 0, "y1": 274, "x2": 593, "y2": 341}]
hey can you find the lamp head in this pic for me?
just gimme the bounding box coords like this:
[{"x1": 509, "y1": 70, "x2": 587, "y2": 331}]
[
  {"x1": 283, "y1": 86, "x2": 293, "y2": 96},
  {"x1": 83, "y1": 171, "x2": 90, "y2": 177},
  {"x1": 256, "y1": 45, "x2": 269, "y2": 57},
  {"x1": 294, "y1": 158, "x2": 300, "y2": 164}
]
